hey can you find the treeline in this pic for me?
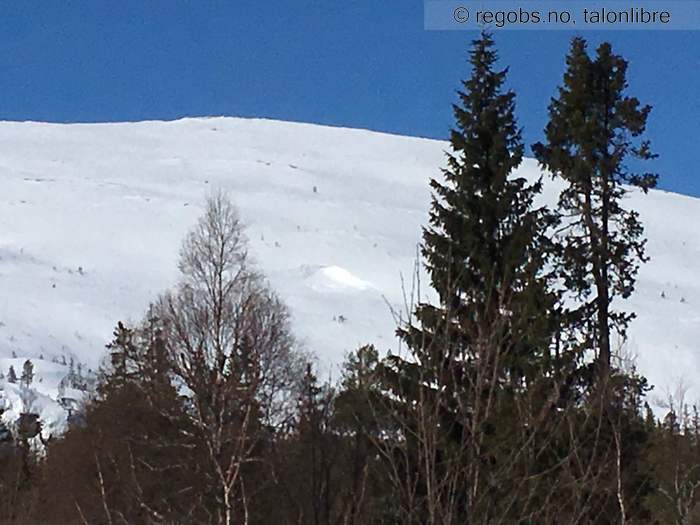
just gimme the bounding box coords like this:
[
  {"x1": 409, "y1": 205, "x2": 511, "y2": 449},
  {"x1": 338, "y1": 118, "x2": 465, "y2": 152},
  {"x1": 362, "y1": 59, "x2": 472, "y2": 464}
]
[{"x1": 1, "y1": 32, "x2": 699, "y2": 524}]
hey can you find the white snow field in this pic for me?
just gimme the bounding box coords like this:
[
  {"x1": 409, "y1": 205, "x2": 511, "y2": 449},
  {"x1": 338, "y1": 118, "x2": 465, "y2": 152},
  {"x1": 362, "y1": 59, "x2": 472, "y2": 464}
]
[{"x1": 0, "y1": 117, "x2": 698, "y2": 433}]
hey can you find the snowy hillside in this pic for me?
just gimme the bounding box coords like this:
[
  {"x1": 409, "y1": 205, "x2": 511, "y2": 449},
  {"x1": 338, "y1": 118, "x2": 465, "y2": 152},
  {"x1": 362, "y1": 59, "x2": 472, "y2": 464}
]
[{"x1": 0, "y1": 117, "x2": 698, "y2": 425}]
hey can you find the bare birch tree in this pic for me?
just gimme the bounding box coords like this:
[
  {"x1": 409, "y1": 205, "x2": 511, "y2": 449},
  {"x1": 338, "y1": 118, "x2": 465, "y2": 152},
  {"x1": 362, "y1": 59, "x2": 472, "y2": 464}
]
[{"x1": 158, "y1": 191, "x2": 303, "y2": 525}]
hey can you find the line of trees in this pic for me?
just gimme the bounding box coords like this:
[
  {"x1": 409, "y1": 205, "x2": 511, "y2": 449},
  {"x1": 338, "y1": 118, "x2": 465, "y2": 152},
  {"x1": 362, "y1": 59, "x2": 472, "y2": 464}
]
[{"x1": 1, "y1": 32, "x2": 698, "y2": 524}]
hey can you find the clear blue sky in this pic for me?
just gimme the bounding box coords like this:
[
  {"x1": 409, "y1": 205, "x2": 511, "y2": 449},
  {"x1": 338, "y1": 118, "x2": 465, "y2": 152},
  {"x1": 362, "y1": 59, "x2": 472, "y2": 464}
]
[{"x1": 1, "y1": 1, "x2": 698, "y2": 195}]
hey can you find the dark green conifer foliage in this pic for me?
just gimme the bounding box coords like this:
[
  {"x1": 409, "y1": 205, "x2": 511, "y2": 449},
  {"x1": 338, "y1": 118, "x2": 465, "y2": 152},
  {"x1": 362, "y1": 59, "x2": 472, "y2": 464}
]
[
  {"x1": 295, "y1": 364, "x2": 335, "y2": 524},
  {"x1": 533, "y1": 38, "x2": 658, "y2": 379},
  {"x1": 394, "y1": 29, "x2": 556, "y2": 406},
  {"x1": 383, "y1": 31, "x2": 558, "y2": 522}
]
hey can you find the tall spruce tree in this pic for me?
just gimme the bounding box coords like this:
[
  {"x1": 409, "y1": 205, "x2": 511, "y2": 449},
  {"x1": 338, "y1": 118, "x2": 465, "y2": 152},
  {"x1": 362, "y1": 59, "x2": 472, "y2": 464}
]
[
  {"x1": 399, "y1": 30, "x2": 556, "y2": 379},
  {"x1": 383, "y1": 31, "x2": 558, "y2": 522},
  {"x1": 533, "y1": 38, "x2": 658, "y2": 380}
]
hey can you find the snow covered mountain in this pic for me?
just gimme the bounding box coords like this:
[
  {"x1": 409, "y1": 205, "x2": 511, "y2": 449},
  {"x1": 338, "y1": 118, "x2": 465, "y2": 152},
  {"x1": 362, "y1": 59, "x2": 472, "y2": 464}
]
[{"x1": 0, "y1": 117, "x2": 698, "y2": 430}]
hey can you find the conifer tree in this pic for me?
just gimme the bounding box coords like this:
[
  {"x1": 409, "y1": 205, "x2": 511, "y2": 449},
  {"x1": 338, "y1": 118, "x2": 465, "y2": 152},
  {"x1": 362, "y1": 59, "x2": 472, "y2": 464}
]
[
  {"x1": 21, "y1": 360, "x2": 34, "y2": 389},
  {"x1": 533, "y1": 38, "x2": 657, "y2": 380},
  {"x1": 68, "y1": 357, "x2": 75, "y2": 384},
  {"x1": 102, "y1": 321, "x2": 137, "y2": 394},
  {"x1": 0, "y1": 404, "x2": 11, "y2": 445},
  {"x1": 7, "y1": 365, "x2": 17, "y2": 384},
  {"x1": 383, "y1": 31, "x2": 558, "y2": 522},
  {"x1": 294, "y1": 364, "x2": 336, "y2": 524},
  {"x1": 533, "y1": 38, "x2": 658, "y2": 523},
  {"x1": 336, "y1": 345, "x2": 389, "y2": 519},
  {"x1": 397, "y1": 29, "x2": 556, "y2": 380}
]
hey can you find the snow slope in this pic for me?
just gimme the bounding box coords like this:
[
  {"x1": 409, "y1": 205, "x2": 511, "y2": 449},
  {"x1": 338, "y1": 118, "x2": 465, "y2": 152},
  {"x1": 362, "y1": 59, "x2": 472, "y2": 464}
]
[{"x1": 0, "y1": 117, "x2": 698, "y2": 420}]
